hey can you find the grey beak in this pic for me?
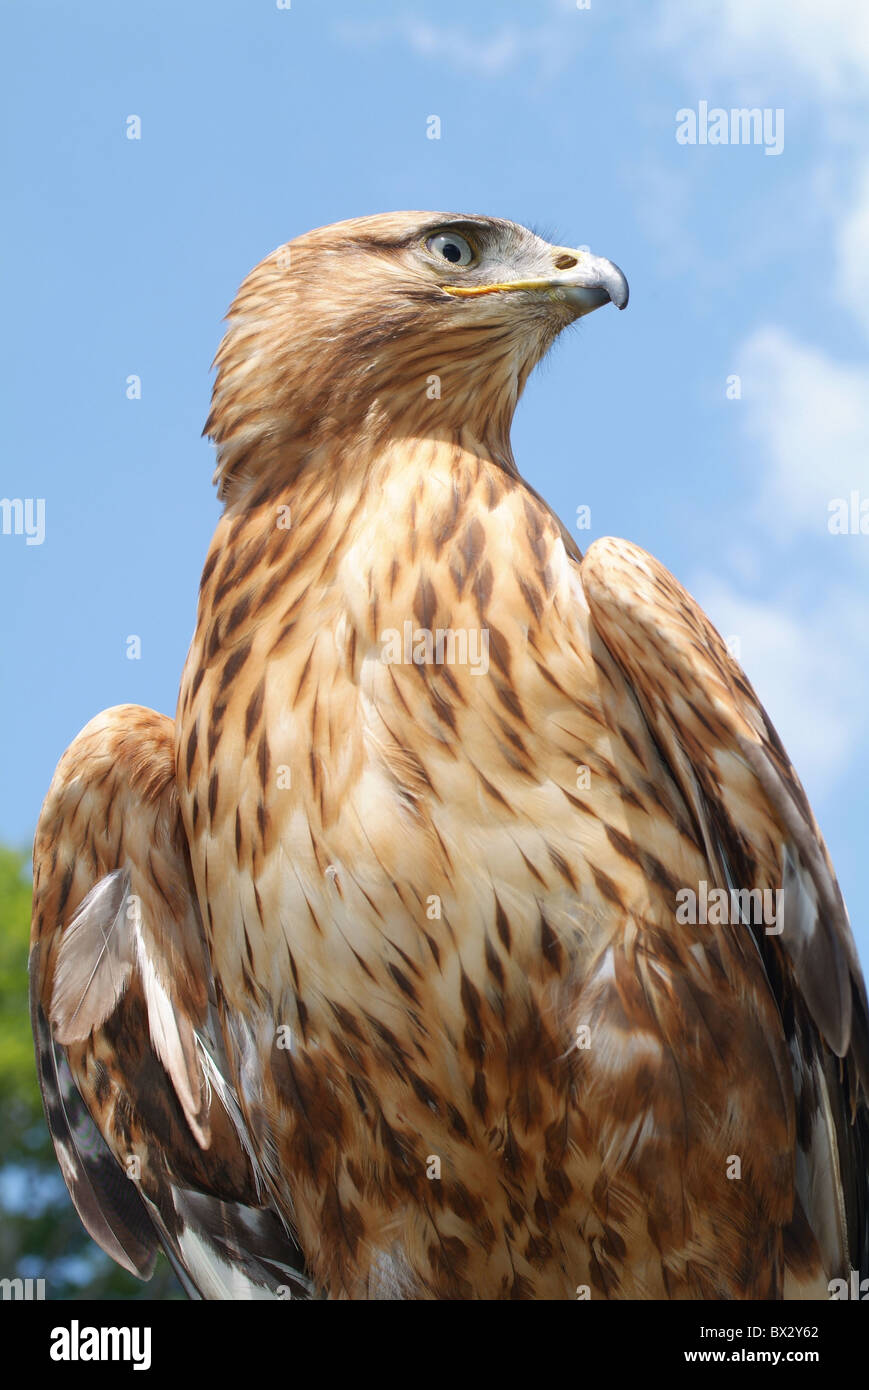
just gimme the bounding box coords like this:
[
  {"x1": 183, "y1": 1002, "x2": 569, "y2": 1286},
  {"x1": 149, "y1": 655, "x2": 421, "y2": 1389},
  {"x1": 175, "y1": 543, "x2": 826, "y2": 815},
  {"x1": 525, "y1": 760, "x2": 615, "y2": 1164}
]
[
  {"x1": 442, "y1": 249, "x2": 629, "y2": 316},
  {"x1": 555, "y1": 252, "x2": 629, "y2": 314}
]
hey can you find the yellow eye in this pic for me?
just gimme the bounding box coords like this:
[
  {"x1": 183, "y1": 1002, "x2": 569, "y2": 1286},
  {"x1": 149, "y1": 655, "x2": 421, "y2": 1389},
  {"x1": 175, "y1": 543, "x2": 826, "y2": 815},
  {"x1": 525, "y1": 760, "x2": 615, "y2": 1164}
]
[{"x1": 426, "y1": 232, "x2": 475, "y2": 267}]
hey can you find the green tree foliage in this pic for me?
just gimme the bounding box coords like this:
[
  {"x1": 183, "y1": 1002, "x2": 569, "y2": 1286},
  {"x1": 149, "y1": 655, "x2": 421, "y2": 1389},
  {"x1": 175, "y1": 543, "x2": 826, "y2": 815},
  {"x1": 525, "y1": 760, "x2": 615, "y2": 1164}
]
[{"x1": 0, "y1": 846, "x2": 181, "y2": 1299}]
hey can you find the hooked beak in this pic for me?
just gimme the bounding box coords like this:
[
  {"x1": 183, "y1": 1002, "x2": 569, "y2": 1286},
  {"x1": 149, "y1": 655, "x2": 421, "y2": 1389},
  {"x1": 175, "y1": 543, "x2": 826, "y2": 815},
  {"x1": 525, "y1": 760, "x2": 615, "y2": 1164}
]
[{"x1": 443, "y1": 248, "x2": 629, "y2": 316}]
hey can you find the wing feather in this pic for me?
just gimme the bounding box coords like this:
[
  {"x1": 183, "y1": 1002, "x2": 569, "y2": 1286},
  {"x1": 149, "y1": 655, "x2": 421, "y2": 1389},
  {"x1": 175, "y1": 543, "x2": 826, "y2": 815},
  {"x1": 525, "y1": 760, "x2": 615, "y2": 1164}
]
[
  {"x1": 582, "y1": 536, "x2": 869, "y2": 1277},
  {"x1": 30, "y1": 975, "x2": 157, "y2": 1278},
  {"x1": 30, "y1": 703, "x2": 313, "y2": 1298}
]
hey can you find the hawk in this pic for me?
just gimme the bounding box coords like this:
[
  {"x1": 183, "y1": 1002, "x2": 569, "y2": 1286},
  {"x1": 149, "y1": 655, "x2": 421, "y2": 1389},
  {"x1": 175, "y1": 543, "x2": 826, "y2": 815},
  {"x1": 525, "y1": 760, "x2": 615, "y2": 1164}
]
[{"x1": 30, "y1": 212, "x2": 869, "y2": 1300}]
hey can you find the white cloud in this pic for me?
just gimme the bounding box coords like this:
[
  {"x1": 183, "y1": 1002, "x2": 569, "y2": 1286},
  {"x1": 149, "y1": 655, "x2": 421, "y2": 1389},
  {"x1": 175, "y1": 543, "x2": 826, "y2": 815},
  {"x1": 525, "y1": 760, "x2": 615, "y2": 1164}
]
[
  {"x1": 333, "y1": 17, "x2": 523, "y2": 77},
  {"x1": 655, "y1": 0, "x2": 869, "y2": 95},
  {"x1": 334, "y1": 6, "x2": 589, "y2": 79},
  {"x1": 835, "y1": 162, "x2": 869, "y2": 336},
  {"x1": 398, "y1": 20, "x2": 522, "y2": 76},
  {"x1": 736, "y1": 327, "x2": 869, "y2": 535}
]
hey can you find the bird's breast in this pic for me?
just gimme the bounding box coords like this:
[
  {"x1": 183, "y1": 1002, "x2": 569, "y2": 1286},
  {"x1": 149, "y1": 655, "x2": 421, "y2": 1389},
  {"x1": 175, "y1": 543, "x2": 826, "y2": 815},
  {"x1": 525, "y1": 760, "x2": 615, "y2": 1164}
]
[
  {"x1": 178, "y1": 449, "x2": 689, "y2": 1007},
  {"x1": 173, "y1": 448, "x2": 747, "y2": 1297}
]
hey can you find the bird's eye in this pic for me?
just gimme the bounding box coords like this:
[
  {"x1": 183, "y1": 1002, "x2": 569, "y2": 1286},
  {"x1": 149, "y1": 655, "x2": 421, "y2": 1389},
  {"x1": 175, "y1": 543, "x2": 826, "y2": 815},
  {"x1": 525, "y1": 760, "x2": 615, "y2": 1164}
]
[{"x1": 426, "y1": 232, "x2": 475, "y2": 267}]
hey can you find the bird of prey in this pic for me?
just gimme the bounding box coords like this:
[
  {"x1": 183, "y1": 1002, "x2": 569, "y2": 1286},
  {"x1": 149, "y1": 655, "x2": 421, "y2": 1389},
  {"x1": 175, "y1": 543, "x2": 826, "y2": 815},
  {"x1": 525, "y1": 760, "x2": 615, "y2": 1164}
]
[{"x1": 31, "y1": 212, "x2": 869, "y2": 1300}]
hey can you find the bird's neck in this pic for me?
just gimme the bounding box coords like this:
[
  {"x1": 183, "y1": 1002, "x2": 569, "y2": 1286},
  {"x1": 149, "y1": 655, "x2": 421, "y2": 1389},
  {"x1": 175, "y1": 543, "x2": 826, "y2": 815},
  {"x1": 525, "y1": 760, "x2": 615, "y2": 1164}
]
[
  {"x1": 220, "y1": 428, "x2": 521, "y2": 522},
  {"x1": 197, "y1": 433, "x2": 546, "y2": 652},
  {"x1": 199, "y1": 430, "x2": 580, "y2": 656},
  {"x1": 211, "y1": 337, "x2": 531, "y2": 507}
]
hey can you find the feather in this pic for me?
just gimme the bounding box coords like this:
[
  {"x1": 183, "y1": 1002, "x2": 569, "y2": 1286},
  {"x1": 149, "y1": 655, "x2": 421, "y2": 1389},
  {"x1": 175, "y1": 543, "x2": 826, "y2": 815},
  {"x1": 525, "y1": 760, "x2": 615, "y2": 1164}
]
[
  {"x1": 49, "y1": 870, "x2": 133, "y2": 1043},
  {"x1": 30, "y1": 959, "x2": 157, "y2": 1278}
]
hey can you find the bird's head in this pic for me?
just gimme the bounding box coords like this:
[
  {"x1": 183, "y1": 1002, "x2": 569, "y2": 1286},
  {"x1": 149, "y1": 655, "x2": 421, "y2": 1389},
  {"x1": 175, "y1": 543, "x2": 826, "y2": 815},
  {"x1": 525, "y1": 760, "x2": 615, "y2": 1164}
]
[{"x1": 206, "y1": 211, "x2": 628, "y2": 502}]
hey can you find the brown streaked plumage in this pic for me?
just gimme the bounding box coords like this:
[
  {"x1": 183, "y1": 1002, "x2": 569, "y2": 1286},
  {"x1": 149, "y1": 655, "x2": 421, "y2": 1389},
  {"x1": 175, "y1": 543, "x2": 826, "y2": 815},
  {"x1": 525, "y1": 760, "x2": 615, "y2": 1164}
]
[{"x1": 31, "y1": 212, "x2": 869, "y2": 1299}]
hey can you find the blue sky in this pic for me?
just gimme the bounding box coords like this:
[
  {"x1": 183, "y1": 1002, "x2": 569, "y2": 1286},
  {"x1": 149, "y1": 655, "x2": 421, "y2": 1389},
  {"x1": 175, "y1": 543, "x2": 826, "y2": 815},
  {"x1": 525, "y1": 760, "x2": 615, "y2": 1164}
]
[{"x1": 3, "y1": 0, "x2": 868, "y2": 962}]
